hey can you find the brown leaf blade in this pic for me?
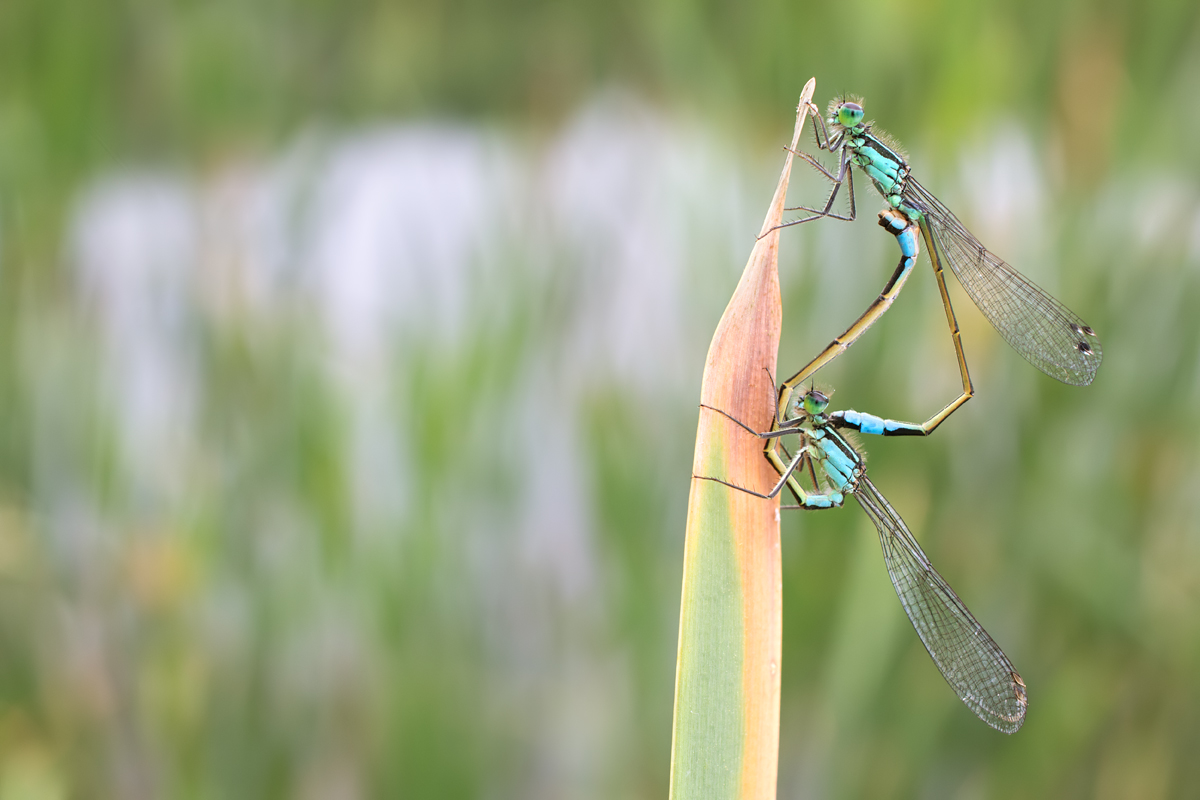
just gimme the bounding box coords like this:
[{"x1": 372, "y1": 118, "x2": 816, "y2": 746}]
[{"x1": 669, "y1": 79, "x2": 816, "y2": 800}]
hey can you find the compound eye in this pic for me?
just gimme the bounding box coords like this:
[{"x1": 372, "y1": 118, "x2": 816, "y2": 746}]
[
  {"x1": 802, "y1": 390, "x2": 830, "y2": 416},
  {"x1": 837, "y1": 103, "x2": 864, "y2": 128}
]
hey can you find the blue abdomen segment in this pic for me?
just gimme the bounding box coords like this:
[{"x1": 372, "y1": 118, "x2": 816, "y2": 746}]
[
  {"x1": 894, "y1": 223, "x2": 919, "y2": 259},
  {"x1": 875, "y1": 209, "x2": 920, "y2": 295},
  {"x1": 840, "y1": 409, "x2": 885, "y2": 434},
  {"x1": 834, "y1": 410, "x2": 924, "y2": 437},
  {"x1": 878, "y1": 210, "x2": 919, "y2": 258}
]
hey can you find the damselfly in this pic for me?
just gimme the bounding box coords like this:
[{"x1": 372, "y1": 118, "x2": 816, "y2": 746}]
[
  {"x1": 775, "y1": 97, "x2": 1101, "y2": 424},
  {"x1": 697, "y1": 387, "x2": 1028, "y2": 733}
]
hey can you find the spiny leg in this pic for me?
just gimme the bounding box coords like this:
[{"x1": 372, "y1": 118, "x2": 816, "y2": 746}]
[
  {"x1": 792, "y1": 100, "x2": 839, "y2": 157},
  {"x1": 698, "y1": 366, "x2": 790, "y2": 435},
  {"x1": 698, "y1": 399, "x2": 811, "y2": 504},
  {"x1": 697, "y1": 374, "x2": 812, "y2": 503},
  {"x1": 774, "y1": 438, "x2": 808, "y2": 507},
  {"x1": 804, "y1": 102, "x2": 839, "y2": 152},
  {"x1": 778, "y1": 457, "x2": 840, "y2": 510},
  {"x1": 699, "y1": 403, "x2": 801, "y2": 440},
  {"x1": 770, "y1": 149, "x2": 856, "y2": 232},
  {"x1": 786, "y1": 155, "x2": 857, "y2": 222},
  {"x1": 789, "y1": 145, "x2": 843, "y2": 183},
  {"x1": 695, "y1": 449, "x2": 843, "y2": 510},
  {"x1": 767, "y1": 103, "x2": 855, "y2": 232},
  {"x1": 790, "y1": 103, "x2": 848, "y2": 197},
  {"x1": 694, "y1": 372, "x2": 820, "y2": 502},
  {"x1": 804, "y1": 446, "x2": 820, "y2": 489},
  {"x1": 693, "y1": 437, "x2": 808, "y2": 501}
]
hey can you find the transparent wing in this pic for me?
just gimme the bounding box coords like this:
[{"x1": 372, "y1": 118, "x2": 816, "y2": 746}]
[
  {"x1": 904, "y1": 177, "x2": 1102, "y2": 386},
  {"x1": 854, "y1": 476, "x2": 1028, "y2": 733}
]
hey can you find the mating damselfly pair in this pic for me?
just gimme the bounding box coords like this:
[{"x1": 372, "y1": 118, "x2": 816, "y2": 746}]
[{"x1": 696, "y1": 96, "x2": 1103, "y2": 733}]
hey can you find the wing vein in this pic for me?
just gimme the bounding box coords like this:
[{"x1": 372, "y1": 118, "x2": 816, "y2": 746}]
[
  {"x1": 854, "y1": 476, "x2": 1028, "y2": 733},
  {"x1": 904, "y1": 176, "x2": 1102, "y2": 385}
]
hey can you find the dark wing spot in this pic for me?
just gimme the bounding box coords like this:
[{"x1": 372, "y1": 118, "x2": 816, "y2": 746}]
[{"x1": 1076, "y1": 341, "x2": 1093, "y2": 354}]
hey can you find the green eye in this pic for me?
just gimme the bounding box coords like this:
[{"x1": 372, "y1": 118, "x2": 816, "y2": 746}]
[
  {"x1": 837, "y1": 103, "x2": 864, "y2": 128},
  {"x1": 802, "y1": 390, "x2": 830, "y2": 416}
]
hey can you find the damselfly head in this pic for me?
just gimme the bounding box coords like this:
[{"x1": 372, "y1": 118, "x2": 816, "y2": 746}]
[
  {"x1": 801, "y1": 389, "x2": 830, "y2": 417},
  {"x1": 836, "y1": 102, "x2": 865, "y2": 129}
]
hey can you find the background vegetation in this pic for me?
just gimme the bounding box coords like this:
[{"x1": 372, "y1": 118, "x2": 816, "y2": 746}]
[{"x1": 0, "y1": 0, "x2": 1198, "y2": 797}]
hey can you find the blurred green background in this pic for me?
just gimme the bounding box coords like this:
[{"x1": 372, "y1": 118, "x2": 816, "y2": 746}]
[{"x1": 0, "y1": 0, "x2": 1198, "y2": 797}]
